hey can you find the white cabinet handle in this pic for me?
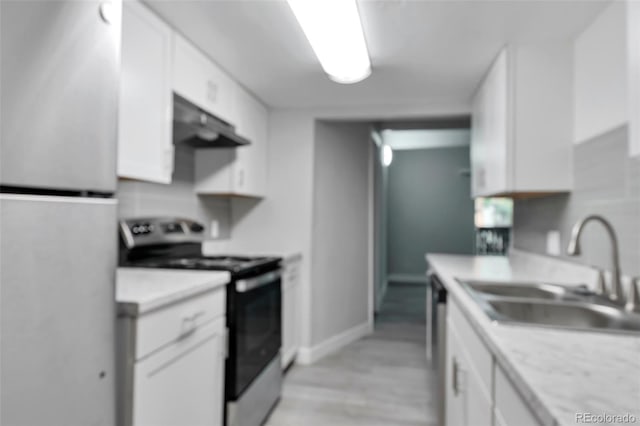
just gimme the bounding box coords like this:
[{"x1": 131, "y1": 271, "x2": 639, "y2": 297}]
[
  {"x1": 452, "y1": 357, "x2": 466, "y2": 396},
  {"x1": 178, "y1": 311, "x2": 205, "y2": 339}
]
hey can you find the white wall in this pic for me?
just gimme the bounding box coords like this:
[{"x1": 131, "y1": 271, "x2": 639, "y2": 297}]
[
  {"x1": 574, "y1": 1, "x2": 628, "y2": 144},
  {"x1": 628, "y1": 0, "x2": 640, "y2": 157},
  {"x1": 210, "y1": 111, "x2": 317, "y2": 351},
  {"x1": 207, "y1": 101, "x2": 470, "y2": 361},
  {"x1": 310, "y1": 121, "x2": 372, "y2": 346},
  {"x1": 372, "y1": 131, "x2": 388, "y2": 311}
]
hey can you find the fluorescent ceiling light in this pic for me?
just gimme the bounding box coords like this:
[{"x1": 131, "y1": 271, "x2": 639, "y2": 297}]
[
  {"x1": 383, "y1": 145, "x2": 393, "y2": 167},
  {"x1": 287, "y1": 0, "x2": 371, "y2": 84}
]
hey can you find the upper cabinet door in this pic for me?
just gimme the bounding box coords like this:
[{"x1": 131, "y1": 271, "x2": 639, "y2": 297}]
[
  {"x1": 118, "y1": 1, "x2": 174, "y2": 184},
  {"x1": 195, "y1": 87, "x2": 268, "y2": 198},
  {"x1": 173, "y1": 34, "x2": 237, "y2": 125},
  {"x1": 234, "y1": 87, "x2": 268, "y2": 197},
  {"x1": 0, "y1": 0, "x2": 120, "y2": 192},
  {"x1": 470, "y1": 44, "x2": 572, "y2": 198},
  {"x1": 471, "y1": 49, "x2": 509, "y2": 198}
]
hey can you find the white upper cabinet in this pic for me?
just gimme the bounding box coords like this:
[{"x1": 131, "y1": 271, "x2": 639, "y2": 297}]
[
  {"x1": 574, "y1": 1, "x2": 628, "y2": 146},
  {"x1": 234, "y1": 86, "x2": 269, "y2": 197},
  {"x1": 173, "y1": 33, "x2": 237, "y2": 125},
  {"x1": 118, "y1": 1, "x2": 174, "y2": 184},
  {"x1": 194, "y1": 86, "x2": 268, "y2": 198},
  {"x1": 470, "y1": 43, "x2": 573, "y2": 198},
  {"x1": 470, "y1": 49, "x2": 509, "y2": 198}
]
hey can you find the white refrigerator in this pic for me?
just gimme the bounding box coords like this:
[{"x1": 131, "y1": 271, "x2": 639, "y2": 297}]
[{"x1": 1, "y1": 1, "x2": 121, "y2": 424}]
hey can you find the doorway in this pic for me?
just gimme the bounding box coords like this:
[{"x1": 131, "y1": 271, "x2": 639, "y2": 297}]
[{"x1": 372, "y1": 119, "x2": 476, "y2": 315}]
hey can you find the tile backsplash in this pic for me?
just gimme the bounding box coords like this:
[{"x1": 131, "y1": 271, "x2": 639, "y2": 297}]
[
  {"x1": 513, "y1": 125, "x2": 640, "y2": 276},
  {"x1": 117, "y1": 145, "x2": 231, "y2": 239}
]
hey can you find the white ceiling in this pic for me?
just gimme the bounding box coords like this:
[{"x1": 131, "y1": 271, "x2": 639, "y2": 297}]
[{"x1": 145, "y1": 0, "x2": 609, "y2": 110}]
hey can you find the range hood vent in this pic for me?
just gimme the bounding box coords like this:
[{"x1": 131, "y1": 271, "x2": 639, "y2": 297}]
[{"x1": 172, "y1": 94, "x2": 250, "y2": 148}]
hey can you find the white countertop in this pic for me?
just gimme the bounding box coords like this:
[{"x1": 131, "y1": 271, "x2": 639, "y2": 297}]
[
  {"x1": 426, "y1": 252, "x2": 640, "y2": 426},
  {"x1": 201, "y1": 241, "x2": 302, "y2": 265},
  {"x1": 116, "y1": 268, "x2": 230, "y2": 317}
]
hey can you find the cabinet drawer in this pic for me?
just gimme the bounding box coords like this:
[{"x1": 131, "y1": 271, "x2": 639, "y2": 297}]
[
  {"x1": 136, "y1": 287, "x2": 226, "y2": 360},
  {"x1": 448, "y1": 298, "x2": 493, "y2": 394},
  {"x1": 495, "y1": 364, "x2": 541, "y2": 426},
  {"x1": 133, "y1": 318, "x2": 226, "y2": 426}
]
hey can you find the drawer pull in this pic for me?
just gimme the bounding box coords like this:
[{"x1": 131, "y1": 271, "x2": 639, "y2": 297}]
[
  {"x1": 452, "y1": 357, "x2": 466, "y2": 396},
  {"x1": 178, "y1": 311, "x2": 206, "y2": 339}
]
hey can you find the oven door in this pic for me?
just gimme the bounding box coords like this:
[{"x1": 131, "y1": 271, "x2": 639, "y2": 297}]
[{"x1": 227, "y1": 270, "x2": 282, "y2": 399}]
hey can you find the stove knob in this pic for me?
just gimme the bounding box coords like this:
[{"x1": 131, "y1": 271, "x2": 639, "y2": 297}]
[{"x1": 190, "y1": 223, "x2": 204, "y2": 233}]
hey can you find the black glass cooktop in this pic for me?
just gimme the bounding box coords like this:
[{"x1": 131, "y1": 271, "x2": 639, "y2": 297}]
[{"x1": 130, "y1": 255, "x2": 280, "y2": 275}]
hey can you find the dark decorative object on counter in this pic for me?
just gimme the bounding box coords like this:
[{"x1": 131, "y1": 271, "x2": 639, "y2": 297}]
[{"x1": 475, "y1": 227, "x2": 510, "y2": 255}]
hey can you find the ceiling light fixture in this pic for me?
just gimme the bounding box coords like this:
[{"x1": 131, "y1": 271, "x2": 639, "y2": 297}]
[
  {"x1": 287, "y1": 0, "x2": 371, "y2": 84},
  {"x1": 383, "y1": 145, "x2": 393, "y2": 167}
]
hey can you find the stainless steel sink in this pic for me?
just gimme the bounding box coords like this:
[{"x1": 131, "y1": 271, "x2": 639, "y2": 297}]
[
  {"x1": 458, "y1": 279, "x2": 640, "y2": 334},
  {"x1": 463, "y1": 280, "x2": 591, "y2": 301},
  {"x1": 487, "y1": 299, "x2": 640, "y2": 332}
]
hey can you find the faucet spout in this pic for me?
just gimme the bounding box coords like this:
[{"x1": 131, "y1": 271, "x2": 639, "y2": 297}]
[{"x1": 566, "y1": 215, "x2": 624, "y2": 305}]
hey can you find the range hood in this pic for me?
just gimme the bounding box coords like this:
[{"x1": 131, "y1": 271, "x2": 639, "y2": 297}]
[{"x1": 173, "y1": 94, "x2": 250, "y2": 148}]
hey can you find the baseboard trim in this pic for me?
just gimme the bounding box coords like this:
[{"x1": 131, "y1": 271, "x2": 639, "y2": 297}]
[
  {"x1": 297, "y1": 322, "x2": 373, "y2": 365},
  {"x1": 387, "y1": 273, "x2": 429, "y2": 284}
]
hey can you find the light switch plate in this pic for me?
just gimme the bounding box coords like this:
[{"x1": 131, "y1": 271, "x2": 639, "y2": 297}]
[{"x1": 546, "y1": 230, "x2": 561, "y2": 256}]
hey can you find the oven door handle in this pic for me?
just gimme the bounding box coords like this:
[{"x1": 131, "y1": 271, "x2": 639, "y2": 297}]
[{"x1": 235, "y1": 269, "x2": 282, "y2": 293}]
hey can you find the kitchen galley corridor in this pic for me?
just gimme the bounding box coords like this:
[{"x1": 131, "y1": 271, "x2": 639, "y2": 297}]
[{"x1": 266, "y1": 283, "x2": 437, "y2": 426}]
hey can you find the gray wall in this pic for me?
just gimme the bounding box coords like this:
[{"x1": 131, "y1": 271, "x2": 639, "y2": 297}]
[
  {"x1": 311, "y1": 121, "x2": 371, "y2": 346},
  {"x1": 372, "y1": 135, "x2": 389, "y2": 311},
  {"x1": 387, "y1": 146, "x2": 475, "y2": 277},
  {"x1": 117, "y1": 144, "x2": 231, "y2": 239},
  {"x1": 513, "y1": 125, "x2": 640, "y2": 276}
]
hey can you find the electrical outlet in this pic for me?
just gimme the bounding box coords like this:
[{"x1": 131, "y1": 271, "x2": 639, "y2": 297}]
[
  {"x1": 546, "y1": 230, "x2": 561, "y2": 256},
  {"x1": 210, "y1": 220, "x2": 219, "y2": 239}
]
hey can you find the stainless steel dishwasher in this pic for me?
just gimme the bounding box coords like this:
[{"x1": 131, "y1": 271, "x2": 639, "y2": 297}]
[{"x1": 426, "y1": 272, "x2": 447, "y2": 425}]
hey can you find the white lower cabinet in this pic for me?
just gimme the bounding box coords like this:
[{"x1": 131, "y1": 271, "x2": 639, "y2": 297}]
[
  {"x1": 133, "y1": 318, "x2": 226, "y2": 426},
  {"x1": 118, "y1": 287, "x2": 227, "y2": 426},
  {"x1": 445, "y1": 296, "x2": 542, "y2": 426},
  {"x1": 494, "y1": 364, "x2": 541, "y2": 426},
  {"x1": 446, "y1": 310, "x2": 492, "y2": 426},
  {"x1": 281, "y1": 257, "x2": 301, "y2": 368}
]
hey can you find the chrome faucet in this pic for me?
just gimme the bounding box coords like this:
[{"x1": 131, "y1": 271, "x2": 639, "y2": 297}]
[{"x1": 567, "y1": 215, "x2": 625, "y2": 305}]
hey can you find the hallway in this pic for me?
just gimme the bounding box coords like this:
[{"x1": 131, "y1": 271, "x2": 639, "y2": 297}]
[{"x1": 266, "y1": 283, "x2": 437, "y2": 426}]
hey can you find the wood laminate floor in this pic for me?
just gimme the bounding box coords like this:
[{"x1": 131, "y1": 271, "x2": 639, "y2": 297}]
[{"x1": 266, "y1": 283, "x2": 438, "y2": 426}]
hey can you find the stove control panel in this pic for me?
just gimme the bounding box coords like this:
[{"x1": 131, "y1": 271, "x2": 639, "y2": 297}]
[
  {"x1": 131, "y1": 222, "x2": 154, "y2": 236},
  {"x1": 119, "y1": 217, "x2": 205, "y2": 248}
]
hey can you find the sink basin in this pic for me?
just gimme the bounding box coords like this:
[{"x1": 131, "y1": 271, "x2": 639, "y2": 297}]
[
  {"x1": 487, "y1": 300, "x2": 640, "y2": 333},
  {"x1": 463, "y1": 281, "x2": 590, "y2": 300},
  {"x1": 457, "y1": 279, "x2": 640, "y2": 334}
]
